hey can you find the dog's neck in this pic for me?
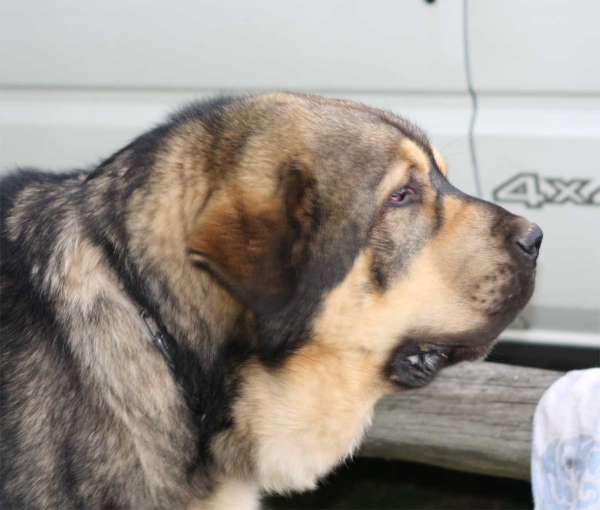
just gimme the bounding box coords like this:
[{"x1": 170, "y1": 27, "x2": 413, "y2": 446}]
[{"x1": 79, "y1": 155, "x2": 257, "y2": 466}]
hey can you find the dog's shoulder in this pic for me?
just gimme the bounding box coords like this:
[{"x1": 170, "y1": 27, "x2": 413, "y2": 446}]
[
  {"x1": 0, "y1": 168, "x2": 85, "y2": 361},
  {"x1": 1, "y1": 168, "x2": 84, "y2": 231}
]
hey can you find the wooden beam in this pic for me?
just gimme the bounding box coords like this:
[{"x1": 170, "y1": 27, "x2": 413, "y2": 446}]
[{"x1": 360, "y1": 362, "x2": 564, "y2": 481}]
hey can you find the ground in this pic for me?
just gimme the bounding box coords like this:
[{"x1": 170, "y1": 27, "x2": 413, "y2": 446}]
[{"x1": 266, "y1": 458, "x2": 533, "y2": 509}]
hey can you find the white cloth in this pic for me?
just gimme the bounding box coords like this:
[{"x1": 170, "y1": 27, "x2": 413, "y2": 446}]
[{"x1": 532, "y1": 368, "x2": 600, "y2": 509}]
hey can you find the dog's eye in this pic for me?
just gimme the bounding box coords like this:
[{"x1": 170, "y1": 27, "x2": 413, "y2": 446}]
[{"x1": 387, "y1": 187, "x2": 415, "y2": 207}]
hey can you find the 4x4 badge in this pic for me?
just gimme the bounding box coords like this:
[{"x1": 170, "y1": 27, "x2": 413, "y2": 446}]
[{"x1": 493, "y1": 173, "x2": 600, "y2": 208}]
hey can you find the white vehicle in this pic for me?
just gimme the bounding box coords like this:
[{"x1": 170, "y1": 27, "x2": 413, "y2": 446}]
[{"x1": 1, "y1": 0, "x2": 598, "y2": 351}]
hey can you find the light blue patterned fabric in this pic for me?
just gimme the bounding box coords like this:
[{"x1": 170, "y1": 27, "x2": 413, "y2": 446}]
[{"x1": 532, "y1": 369, "x2": 600, "y2": 510}]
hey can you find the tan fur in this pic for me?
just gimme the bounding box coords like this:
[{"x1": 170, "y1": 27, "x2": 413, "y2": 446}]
[
  {"x1": 187, "y1": 476, "x2": 259, "y2": 510},
  {"x1": 399, "y1": 138, "x2": 431, "y2": 176},
  {"x1": 432, "y1": 146, "x2": 448, "y2": 176}
]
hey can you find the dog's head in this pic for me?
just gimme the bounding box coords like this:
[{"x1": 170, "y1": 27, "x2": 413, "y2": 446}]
[
  {"x1": 184, "y1": 93, "x2": 540, "y2": 381},
  {"x1": 160, "y1": 93, "x2": 541, "y2": 490}
]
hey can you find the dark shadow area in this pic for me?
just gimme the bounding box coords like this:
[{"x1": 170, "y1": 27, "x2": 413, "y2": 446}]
[
  {"x1": 265, "y1": 458, "x2": 533, "y2": 509},
  {"x1": 487, "y1": 340, "x2": 599, "y2": 371}
]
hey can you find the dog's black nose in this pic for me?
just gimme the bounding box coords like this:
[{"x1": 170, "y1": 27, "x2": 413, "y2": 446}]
[{"x1": 516, "y1": 224, "x2": 543, "y2": 260}]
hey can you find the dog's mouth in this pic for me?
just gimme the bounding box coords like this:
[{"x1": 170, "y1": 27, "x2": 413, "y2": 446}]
[{"x1": 388, "y1": 340, "x2": 495, "y2": 389}]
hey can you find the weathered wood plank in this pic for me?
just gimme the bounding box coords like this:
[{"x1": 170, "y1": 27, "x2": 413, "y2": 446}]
[{"x1": 360, "y1": 362, "x2": 564, "y2": 481}]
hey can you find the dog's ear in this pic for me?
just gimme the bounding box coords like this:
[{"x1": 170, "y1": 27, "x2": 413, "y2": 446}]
[{"x1": 188, "y1": 164, "x2": 316, "y2": 315}]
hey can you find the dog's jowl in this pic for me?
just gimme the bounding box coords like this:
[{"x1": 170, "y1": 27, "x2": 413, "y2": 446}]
[{"x1": 0, "y1": 93, "x2": 542, "y2": 509}]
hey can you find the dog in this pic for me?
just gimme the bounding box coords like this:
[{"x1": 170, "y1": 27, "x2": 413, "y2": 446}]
[{"x1": 0, "y1": 93, "x2": 542, "y2": 509}]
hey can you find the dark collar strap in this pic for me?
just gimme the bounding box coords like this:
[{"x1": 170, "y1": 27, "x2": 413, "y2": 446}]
[{"x1": 140, "y1": 309, "x2": 174, "y2": 368}]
